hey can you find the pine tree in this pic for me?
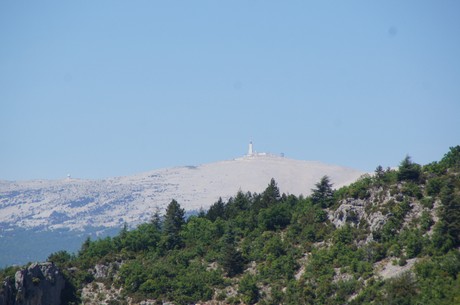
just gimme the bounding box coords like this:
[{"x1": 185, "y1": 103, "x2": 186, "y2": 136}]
[
  {"x1": 207, "y1": 197, "x2": 226, "y2": 221},
  {"x1": 226, "y1": 191, "x2": 251, "y2": 219},
  {"x1": 397, "y1": 155, "x2": 421, "y2": 182},
  {"x1": 375, "y1": 165, "x2": 385, "y2": 179},
  {"x1": 150, "y1": 207, "x2": 162, "y2": 231},
  {"x1": 261, "y1": 178, "x2": 281, "y2": 207},
  {"x1": 79, "y1": 236, "x2": 92, "y2": 256},
  {"x1": 311, "y1": 175, "x2": 334, "y2": 208},
  {"x1": 162, "y1": 199, "x2": 185, "y2": 250},
  {"x1": 438, "y1": 180, "x2": 460, "y2": 249},
  {"x1": 439, "y1": 145, "x2": 460, "y2": 170},
  {"x1": 220, "y1": 230, "x2": 244, "y2": 277}
]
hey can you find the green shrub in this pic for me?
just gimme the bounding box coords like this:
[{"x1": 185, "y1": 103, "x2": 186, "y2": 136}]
[
  {"x1": 238, "y1": 274, "x2": 259, "y2": 304},
  {"x1": 426, "y1": 177, "x2": 444, "y2": 196},
  {"x1": 420, "y1": 211, "x2": 434, "y2": 232},
  {"x1": 402, "y1": 182, "x2": 423, "y2": 199},
  {"x1": 258, "y1": 203, "x2": 291, "y2": 231},
  {"x1": 216, "y1": 291, "x2": 227, "y2": 301},
  {"x1": 383, "y1": 272, "x2": 416, "y2": 304},
  {"x1": 420, "y1": 196, "x2": 434, "y2": 209}
]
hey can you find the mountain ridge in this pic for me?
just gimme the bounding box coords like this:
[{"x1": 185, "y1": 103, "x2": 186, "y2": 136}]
[{"x1": 0, "y1": 154, "x2": 364, "y2": 232}]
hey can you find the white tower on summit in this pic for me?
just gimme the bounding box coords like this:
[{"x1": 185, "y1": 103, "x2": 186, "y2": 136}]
[{"x1": 248, "y1": 141, "x2": 254, "y2": 156}]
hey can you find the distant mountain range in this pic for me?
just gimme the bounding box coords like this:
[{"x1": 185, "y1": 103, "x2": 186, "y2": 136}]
[{"x1": 0, "y1": 154, "x2": 364, "y2": 265}]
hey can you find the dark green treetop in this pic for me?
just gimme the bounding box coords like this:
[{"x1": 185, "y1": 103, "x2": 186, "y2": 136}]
[
  {"x1": 397, "y1": 155, "x2": 421, "y2": 182},
  {"x1": 162, "y1": 199, "x2": 185, "y2": 250},
  {"x1": 311, "y1": 175, "x2": 334, "y2": 208}
]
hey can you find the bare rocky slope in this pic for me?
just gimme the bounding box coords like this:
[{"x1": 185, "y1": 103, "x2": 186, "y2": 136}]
[
  {"x1": 0, "y1": 154, "x2": 363, "y2": 231},
  {"x1": 0, "y1": 154, "x2": 364, "y2": 266}
]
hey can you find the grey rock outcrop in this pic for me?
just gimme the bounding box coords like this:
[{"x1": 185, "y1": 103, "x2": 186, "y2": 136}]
[
  {"x1": 89, "y1": 262, "x2": 121, "y2": 280},
  {"x1": 0, "y1": 277, "x2": 15, "y2": 305},
  {"x1": 329, "y1": 198, "x2": 367, "y2": 228},
  {"x1": 330, "y1": 197, "x2": 389, "y2": 232},
  {"x1": 328, "y1": 187, "x2": 391, "y2": 236},
  {"x1": 0, "y1": 262, "x2": 65, "y2": 305}
]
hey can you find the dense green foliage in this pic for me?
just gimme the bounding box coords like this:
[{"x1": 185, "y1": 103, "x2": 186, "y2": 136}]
[
  {"x1": 311, "y1": 175, "x2": 335, "y2": 208},
  {"x1": 4, "y1": 146, "x2": 460, "y2": 304}
]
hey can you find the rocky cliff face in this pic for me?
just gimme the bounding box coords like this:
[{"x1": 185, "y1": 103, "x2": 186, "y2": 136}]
[
  {"x1": 328, "y1": 182, "x2": 433, "y2": 235},
  {"x1": 0, "y1": 277, "x2": 15, "y2": 305},
  {"x1": 0, "y1": 262, "x2": 65, "y2": 305}
]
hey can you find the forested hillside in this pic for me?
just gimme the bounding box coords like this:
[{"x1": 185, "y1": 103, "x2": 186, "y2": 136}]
[{"x1": 2, "y1": 147, "x2": 460, "y2": 305}]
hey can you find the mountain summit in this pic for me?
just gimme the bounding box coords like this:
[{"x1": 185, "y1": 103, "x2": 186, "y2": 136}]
[{"x1": 0, "y1": 154, "x2": 363, "y2": 231}]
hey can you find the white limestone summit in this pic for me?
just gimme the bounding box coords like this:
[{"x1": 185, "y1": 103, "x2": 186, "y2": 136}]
[{"x1": 0, "y1": 144, "x2": 364, "y2": 231}]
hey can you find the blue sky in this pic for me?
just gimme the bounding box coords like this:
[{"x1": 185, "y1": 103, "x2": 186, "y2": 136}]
[{"x1": 1, "y1": 1, "x2": 459, "y2": 180}]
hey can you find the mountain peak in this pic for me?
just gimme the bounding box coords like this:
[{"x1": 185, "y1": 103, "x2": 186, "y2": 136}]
[{"x1": 0, "y1": 156, "x2": 363, "y2": 232}]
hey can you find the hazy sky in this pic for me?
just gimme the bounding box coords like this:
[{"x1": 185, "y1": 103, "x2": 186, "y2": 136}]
[{"x1": 1, "y1": 1, "x2": 459, "y2": 180}]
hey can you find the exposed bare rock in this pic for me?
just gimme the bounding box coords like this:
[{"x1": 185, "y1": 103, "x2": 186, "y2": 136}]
[
  {"x1": 368, "y1": 211, "x2": 388, "y2": 232},
  {"x1": 0, "y1": 277, "x2": 15, "y2": 305},
  {"x1": 295, "y1": 253, "x2": 310, "y2": 280},
  {"x1": 89, "y1": 262, "x2": 121, "y2": 280},
  {"x1": 93, "y1": 264, "x2": 109, "y2": 279},
  {"x1": 81, "y1": 281, "x2": 124, "y2": 305},
  {"x1": 330, "y1": 196, "x2": 390, "y2": 234},
  {"x1": 329, "y1": 200, "x2": 365, "y2": 228},
  {"x1": 0, "y1": 155, "x2": 363, "y2": 232},
  {"x1": 375, "y1": 258, "x2": 418, "y2": 280},
  {"x1": 246, "y1": 261, "x2": 258, "y2": 275},
  {"x1": 333, "y1": 268, "x2": 354, "y2": 283},
  {"x1": 0, "y1": 262, "x2": 65, "y2": 305}
]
